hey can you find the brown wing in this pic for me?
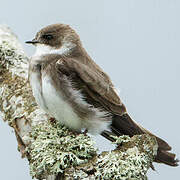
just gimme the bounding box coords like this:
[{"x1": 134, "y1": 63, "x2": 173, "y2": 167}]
[{"x1": 55, "y1": 57, "x2": 126, "y2": 115}]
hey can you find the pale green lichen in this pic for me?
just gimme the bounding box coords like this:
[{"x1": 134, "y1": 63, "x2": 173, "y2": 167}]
[
  {"x1": 0, "y1": 40, "x2": 37, "y2": 125},
  {"x1": 64, "y1": 135, "x2": 157, "y2": 180},
  {"x1": 94, "y1": 135, "x2": 157, "y2": 180},
  {"x1": 0, "y1": 40, "x2": 28, "y2": 75},
  {"x1": 27, "y1": 121, "x2": 97, "y2": 179}
]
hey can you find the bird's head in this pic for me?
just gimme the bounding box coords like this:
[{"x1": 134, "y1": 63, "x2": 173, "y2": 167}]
[{"x1": 26, "y1": 23, "x2": 81, "y2": 56}]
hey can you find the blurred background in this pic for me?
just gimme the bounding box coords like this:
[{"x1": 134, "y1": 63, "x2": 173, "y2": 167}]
[{"x1": 0, "y1": 0, "x2": 179, "y2": 179}]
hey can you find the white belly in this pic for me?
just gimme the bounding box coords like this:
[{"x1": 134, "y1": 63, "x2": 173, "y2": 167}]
[
  {"x1": 42, "y1": 75, "x2": 82, "y2": 130},
  {"x1": 30, "y1": 72, "x2": 48, "y2": 111},
  {"x1": 30, "y1": 72, "x2": 82, "y2": 130}
]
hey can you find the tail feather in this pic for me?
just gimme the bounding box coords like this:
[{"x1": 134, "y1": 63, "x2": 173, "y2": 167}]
[
  {"x1": 102, "y1": 113, "x2": 178, "y2": 167},
  {"x1": 155, "y1": 149, "x2": 179, "y2": 166}
]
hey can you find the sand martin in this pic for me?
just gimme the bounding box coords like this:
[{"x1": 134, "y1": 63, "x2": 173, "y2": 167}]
[{"x1": 26, "y1": 23, "x2": 178, "y2": 166}]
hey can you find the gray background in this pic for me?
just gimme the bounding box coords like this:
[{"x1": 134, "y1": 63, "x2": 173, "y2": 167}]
[{"x1": 0, "y1": 0, "x2": 179, "y2": 179}]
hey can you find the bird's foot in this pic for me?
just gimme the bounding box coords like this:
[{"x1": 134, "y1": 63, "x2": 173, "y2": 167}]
[
  {"x1": 49, "y1": 117, "x2": 56, "y2": 124},
  {"x1": 83, "y1": 129, "x2": 88, "y2": 136}
]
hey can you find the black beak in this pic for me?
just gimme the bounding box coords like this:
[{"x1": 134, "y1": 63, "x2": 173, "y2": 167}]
[{"x1": 25, "y1": 39, "x2": 39, "y2": 44}]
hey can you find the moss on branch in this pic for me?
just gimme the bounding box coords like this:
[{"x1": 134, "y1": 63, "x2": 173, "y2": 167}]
[
  {"x1": 63, "y1": 134, "x2": 157, "y2": 180},
  {"x1": 27, "y1": 121, "x2": 96, "y2": 179},
  {"x1": 26, "y1": 119, "x2": 157, "y2": 179}
]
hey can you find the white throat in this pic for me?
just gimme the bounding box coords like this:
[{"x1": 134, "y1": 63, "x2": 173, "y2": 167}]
[{"x1": 34, "y1": 42, "x2": 76, "y2": 57}]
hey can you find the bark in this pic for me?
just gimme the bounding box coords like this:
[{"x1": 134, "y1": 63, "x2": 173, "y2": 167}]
[{"x1": 0, "y1": 25, "x2": 158, "y2": 180}]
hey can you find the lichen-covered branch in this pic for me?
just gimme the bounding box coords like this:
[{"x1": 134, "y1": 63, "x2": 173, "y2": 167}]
[
  {"x1": 63, "y1": 135, "x2": 157, "y2": 180},
  {"x1": 0, "y1": 25, "x2": 158, "y2": 180}
]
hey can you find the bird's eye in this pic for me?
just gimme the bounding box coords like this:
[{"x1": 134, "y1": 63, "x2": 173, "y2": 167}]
[{"x1": 42, "y1": 34, "x2": 53, "y2": 40}]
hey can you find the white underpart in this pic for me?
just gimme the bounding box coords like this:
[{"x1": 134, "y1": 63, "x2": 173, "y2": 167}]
[
  {"x1": 34, "y1": 42, "x2": 76, "y2": 57},
  {"x1": 42, "y1": 75, "x2": 82, "y2": 130},
  {"x1": 30, "y1": 72, "x2": 48, "y2": 112},
  {"x1": 30, "y1": 43, "x2": 111, "y2": 134}
]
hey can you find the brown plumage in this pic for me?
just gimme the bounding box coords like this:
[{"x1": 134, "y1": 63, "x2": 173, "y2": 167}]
[{"x1": 27, "y1": 23, "x2": 178, "y2": 167}]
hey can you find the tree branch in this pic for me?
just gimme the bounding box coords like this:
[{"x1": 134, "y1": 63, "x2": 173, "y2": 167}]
[{"x1": 0, "y1": 25, "x2": 158, "y2": 180}]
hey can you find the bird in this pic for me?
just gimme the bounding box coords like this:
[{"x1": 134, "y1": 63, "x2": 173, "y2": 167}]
[{"x1": 26, "y1": 23, "x2": 178, "y2": 167}]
